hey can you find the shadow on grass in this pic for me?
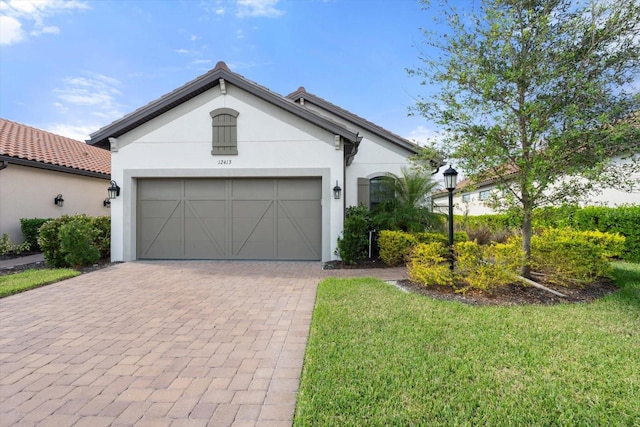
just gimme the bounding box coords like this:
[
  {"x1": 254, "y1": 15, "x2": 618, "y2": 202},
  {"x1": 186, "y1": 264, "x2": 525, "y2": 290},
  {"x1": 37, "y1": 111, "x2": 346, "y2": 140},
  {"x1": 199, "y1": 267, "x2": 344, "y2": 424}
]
[{"x1": 610, "y1": 262, "x2": 640, "y2": 309}]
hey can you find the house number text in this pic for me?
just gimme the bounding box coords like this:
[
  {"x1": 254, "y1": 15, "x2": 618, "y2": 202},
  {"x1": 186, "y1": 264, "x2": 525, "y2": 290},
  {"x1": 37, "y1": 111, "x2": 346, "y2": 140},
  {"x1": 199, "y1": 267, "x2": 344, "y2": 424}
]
[{"x1": 218, "y1": 159, "x2": 232, "y2": 165}]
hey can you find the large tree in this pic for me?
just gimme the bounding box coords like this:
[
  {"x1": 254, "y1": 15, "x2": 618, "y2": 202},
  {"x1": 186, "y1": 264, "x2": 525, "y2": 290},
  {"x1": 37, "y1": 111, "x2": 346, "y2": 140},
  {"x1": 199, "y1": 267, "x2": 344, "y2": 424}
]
[{"x1": 410, "y1": 0, "x2": 640, "y2": 276}]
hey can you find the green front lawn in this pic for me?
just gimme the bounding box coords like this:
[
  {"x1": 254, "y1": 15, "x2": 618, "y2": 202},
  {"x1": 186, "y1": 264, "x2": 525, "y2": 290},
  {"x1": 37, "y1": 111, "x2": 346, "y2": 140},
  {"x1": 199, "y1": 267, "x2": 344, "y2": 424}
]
[
  {"x1": 295, "y1": 262, "x2": 640, "y2": 426},
  {"x1": 0, "y1": 268, "x2": 80, "y2": 298}
]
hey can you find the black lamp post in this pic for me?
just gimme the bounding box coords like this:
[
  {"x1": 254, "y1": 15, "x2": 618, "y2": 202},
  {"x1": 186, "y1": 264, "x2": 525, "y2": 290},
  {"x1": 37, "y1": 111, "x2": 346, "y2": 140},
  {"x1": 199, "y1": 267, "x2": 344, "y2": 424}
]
[{"x1": 443, "y1": 165, "x2": 458, "y2": 270}]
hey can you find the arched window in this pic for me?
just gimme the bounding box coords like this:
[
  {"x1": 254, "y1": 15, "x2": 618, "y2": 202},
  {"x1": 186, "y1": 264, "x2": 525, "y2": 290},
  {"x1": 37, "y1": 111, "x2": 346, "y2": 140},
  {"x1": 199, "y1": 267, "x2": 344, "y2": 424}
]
[
  {"x1": 210, "y1": 108, "x2": 239, "y2": 155},
  {"x1": 358, "y1": 175, "x2": 395, "y2": 210}
]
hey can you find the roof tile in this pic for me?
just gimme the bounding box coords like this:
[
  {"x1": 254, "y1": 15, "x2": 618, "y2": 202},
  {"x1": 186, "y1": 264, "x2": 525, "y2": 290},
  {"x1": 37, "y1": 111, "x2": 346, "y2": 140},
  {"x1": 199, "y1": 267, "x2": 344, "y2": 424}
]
[{"x1": 0, "y1": 118, "x2": 110, "y2": 175}]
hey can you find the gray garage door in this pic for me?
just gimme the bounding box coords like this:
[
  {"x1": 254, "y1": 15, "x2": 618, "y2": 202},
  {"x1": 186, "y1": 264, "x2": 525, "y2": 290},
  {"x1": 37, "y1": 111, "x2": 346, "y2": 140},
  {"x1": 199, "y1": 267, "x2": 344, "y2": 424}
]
[{"x1": 137, "y1": 178, "x2": 322, "y2": 260}]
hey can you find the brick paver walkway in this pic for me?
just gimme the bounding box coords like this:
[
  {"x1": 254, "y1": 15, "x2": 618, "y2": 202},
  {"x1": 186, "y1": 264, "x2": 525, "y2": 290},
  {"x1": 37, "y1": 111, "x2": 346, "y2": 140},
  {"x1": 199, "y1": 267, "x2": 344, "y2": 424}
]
[{"x1": 0, "y1": 261, "x2": 407, "y2": 426}]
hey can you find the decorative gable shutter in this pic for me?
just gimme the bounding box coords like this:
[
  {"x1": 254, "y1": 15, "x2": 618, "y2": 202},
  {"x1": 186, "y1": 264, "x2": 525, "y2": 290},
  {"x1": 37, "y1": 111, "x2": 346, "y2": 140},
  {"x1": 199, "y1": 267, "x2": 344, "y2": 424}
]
[{"x1": 357, "y1": 178, "x2": 370, "y2": 209}]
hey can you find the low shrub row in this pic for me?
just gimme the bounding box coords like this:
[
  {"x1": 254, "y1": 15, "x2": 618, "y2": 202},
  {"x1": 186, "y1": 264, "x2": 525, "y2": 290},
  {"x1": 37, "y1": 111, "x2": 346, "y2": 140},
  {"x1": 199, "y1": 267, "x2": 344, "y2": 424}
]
[
  {"x1": 385, "y1": 228, "x2": 624, "y2": 292},
  {"x1": 457, "y1": 204, "x2": 639, "y2": 262},
  {"x1": 38, "y1": 214, "x2": 110, "y2": 268},
  {"x1": 0, "y1": 234, "x2": 31, "y2": 256}
]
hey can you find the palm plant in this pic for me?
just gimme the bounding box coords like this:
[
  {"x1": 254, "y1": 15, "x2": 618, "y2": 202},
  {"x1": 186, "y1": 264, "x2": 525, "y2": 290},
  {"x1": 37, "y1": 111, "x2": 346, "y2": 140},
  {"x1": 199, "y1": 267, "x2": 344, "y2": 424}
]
[{"x1": 373, "y1": 167, "x2": 444, "y2": 232}]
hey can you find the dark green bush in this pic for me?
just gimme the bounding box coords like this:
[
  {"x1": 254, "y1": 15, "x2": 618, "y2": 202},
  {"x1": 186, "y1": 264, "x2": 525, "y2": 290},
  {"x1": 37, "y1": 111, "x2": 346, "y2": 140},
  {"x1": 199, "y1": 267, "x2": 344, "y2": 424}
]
[
  {"x1": 59, "y1": 219, "x2": 100, "y2": 267},
  {"x1": 20, "y1": 218, "x2": 51, "y2": 251},
  {"x1": 38, "y1": 214, "x2": 110, "y2": 268},
  {"x1": 336, "y1": 206, "x2": 375, "y2": 264},
  {"x1": 91, "y1": 216, "x2": 111, "y2": 259}
]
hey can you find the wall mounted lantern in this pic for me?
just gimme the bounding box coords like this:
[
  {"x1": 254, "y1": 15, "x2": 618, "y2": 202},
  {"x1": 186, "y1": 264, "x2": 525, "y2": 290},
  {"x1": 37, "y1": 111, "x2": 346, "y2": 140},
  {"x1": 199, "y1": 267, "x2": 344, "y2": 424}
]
[
  {"x1": 54, "y1": 194, "x2": 64, "y2": 207},
  {"x1": 443, "y1": 165, "x2": 459, "y2": 271},
  {"x1": 103, "y1": 198, "x2": 111, "y2": 208},
  {"x1": 333, "y1": 180, "x2": 342, "y2": 199},
  {"x1": 108, "y1": 180, "x2": 121, "y2": 199}
]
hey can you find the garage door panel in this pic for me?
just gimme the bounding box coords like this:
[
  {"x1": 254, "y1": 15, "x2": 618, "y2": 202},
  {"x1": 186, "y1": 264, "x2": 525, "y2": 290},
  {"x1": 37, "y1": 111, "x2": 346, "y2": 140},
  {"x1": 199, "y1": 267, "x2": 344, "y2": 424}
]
[
  {"x1": 232, "y1": 179, "x2": 275, "y2": 199},
  {"x1": 138, "y1": 178, "x2": 321, "y2": 260},
  {"x1": 139, "y1": 179, "x2": 183, "y2": 199},
  {"x1": 185, "y1": 180, "x2": 226, "y2": 199}
]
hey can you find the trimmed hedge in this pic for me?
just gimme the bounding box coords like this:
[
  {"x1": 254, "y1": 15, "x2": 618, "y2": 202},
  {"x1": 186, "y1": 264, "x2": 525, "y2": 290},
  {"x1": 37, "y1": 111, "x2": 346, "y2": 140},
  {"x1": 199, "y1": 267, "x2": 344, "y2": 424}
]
[
  {"x1": 458, "y1": 205, "x2": 640, "y2": 262},
  {"x1": 379, "y1": 230, "x2": 468, "y2": 266},
  {"x1": 38, "y1": 214, "x2": 110, "y2": 268},
  {"x1": 20, "y1": 218, "x2": 51, "y2": 251}
]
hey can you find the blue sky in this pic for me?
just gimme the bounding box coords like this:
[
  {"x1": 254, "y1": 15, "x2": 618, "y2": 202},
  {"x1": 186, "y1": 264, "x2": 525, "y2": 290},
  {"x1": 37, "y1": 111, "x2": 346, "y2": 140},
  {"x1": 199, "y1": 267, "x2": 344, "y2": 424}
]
[{"x1": 0, "y1": 0, "x2": 451, "y2": 144}]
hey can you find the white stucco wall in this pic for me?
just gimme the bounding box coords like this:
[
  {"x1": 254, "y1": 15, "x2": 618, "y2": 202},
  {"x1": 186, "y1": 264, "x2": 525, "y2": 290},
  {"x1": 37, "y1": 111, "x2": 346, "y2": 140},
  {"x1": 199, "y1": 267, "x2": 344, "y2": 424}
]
[
  {"x1": 297, "y1": 102, "x2": 416, "y2": 206},
  {"x1": 110, "y1": 85, "x2": 348, "y2": 262},
  {"x1": 0, "y1": 164, "x2": 110, "y2": 244}
]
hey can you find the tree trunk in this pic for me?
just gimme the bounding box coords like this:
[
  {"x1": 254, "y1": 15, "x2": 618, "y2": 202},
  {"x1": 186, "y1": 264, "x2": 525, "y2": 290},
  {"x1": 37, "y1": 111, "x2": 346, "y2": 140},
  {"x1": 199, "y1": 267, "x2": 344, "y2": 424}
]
[{"x1": 521, "y1": 208, "x2": 533, "y2": 278}]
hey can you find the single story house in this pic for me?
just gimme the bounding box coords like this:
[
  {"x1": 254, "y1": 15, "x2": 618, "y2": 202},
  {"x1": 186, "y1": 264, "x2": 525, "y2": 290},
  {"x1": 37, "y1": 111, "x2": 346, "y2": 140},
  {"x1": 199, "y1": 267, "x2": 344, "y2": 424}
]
[
  {"x1": 88, "y1": 61, "x2": 419, "y2": 262},
  {"x1": 0, "y1": 118, "x2": 111, "y2": 244}
]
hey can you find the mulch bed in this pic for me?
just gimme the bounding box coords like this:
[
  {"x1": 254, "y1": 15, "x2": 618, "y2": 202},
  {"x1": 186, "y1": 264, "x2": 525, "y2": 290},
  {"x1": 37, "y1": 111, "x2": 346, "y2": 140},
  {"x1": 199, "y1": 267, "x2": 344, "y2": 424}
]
[{"x1": 324, "y1": 258, "x2": 619, "y2": 306}]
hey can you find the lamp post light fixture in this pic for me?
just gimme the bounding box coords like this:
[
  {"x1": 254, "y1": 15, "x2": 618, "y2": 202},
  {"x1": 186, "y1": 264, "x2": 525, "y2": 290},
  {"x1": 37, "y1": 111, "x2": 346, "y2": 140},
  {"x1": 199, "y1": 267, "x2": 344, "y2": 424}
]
[
  {"x1": 443, "y1": 165, "x2": 458, "y2": 271},
  {"x1": 107, "y1": 180, "x2": 121, "y2": 199},
  {"x1": 333, "y1": 180, "x2": 342, "y2": 199},
  {"x1": 54, "y1": 194, "x2": 64, "y2": 207},
  {"x1": 103, "y1": 198, "x2": 111, "y2": 208}
]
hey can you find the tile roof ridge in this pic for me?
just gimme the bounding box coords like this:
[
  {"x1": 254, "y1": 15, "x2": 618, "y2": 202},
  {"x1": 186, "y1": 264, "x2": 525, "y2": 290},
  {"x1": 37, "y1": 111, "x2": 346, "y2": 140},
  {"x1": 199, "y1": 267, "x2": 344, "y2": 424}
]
[{"x1": 285, "y1": 88, "x2": 418, "y2": 152}]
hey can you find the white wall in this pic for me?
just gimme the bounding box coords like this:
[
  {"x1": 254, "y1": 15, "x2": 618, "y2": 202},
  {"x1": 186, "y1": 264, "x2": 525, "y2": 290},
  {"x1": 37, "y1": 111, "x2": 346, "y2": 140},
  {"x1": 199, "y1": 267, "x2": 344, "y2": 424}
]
[
  {"x1": 0, "y1": 164, "x2": 110, "y2": 244},
  {"x1": 110, "y1": 85, "x2": 346, "y2": 262}
]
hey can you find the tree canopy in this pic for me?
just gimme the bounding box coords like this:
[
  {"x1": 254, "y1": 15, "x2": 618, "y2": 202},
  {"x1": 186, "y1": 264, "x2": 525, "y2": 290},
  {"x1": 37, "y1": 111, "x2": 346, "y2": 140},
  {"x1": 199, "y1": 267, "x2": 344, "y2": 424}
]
[{"x1": 410, "y1": 0, "x2": 640, "y2": 274}]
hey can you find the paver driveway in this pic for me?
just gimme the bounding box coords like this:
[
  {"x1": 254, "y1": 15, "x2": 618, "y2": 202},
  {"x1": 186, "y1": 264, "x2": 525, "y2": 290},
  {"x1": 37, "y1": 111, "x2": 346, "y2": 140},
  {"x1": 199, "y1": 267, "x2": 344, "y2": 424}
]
[{"x1": 0, "y1": 261, "x2": 406, "y2": 427}]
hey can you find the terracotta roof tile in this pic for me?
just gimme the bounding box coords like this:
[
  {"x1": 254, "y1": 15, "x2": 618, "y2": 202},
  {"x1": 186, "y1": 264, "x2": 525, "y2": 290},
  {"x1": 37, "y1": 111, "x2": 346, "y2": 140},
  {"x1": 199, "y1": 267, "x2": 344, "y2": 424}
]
[{"x1": 0, "y1": 118, "x2": 110, "y2": 175}]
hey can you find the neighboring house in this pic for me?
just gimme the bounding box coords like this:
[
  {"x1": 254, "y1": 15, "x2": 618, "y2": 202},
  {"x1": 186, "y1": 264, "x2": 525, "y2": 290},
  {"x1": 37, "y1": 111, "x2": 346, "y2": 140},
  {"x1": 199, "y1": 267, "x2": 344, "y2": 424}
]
[
  {"x1": 0, "y1": 118, "x2": 111, "y2": 244},
  {"x1": 87, "y1": 61, "x2": 419, "y2": 262},
  {"x1": 432, "y1": 156, "x2": 640, "y2": 216}
]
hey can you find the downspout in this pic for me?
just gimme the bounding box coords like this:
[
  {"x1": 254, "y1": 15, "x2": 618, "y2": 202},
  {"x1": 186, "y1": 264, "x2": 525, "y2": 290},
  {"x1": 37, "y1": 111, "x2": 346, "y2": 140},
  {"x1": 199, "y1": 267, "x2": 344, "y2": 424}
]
[
  {"x1": 0, "y1": 160, "x2": 8, "y2": 171},
  {"x1": 343, "y1": 133, "x2": 362, "y2": 219}
]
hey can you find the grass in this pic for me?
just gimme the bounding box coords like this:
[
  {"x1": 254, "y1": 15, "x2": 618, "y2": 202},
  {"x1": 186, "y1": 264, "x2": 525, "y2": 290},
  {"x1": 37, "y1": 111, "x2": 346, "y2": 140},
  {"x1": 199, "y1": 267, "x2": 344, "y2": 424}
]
[
  {"x1": 294, "y1": 262, "x2": 640, "y2": 426},
  {"x1": 0, "y1": 268, "x2": 81, "y2": 298}
]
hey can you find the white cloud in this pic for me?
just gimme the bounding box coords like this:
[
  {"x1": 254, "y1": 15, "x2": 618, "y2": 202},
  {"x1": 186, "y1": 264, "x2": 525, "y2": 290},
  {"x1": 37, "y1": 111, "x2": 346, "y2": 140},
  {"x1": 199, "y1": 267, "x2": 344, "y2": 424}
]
[
  {"x1": 46, "y1": 122, "x2": 97, "y2": 142},
  {"x1": 53, "y1": 73, "x2": 124, "y2": 119},
  {"x1": 0, "y1": 15, "x2": 23, "y2": 44},
  {"x1": 405, "y1": 125, "x2": 443, "y2": 146},
  {"x1": 235, "y1": 0, "x2": 283, "y2": 18},
  {"x1": 0, "y1": 0, "x2": 88, "y2": 45}
]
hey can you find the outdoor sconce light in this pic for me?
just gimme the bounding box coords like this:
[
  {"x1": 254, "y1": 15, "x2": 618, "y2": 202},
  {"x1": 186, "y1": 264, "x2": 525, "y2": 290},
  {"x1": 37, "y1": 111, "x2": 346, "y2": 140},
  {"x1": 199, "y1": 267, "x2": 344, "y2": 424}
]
[
  {"x1": 333, "y1": 180, "x2": 342, "y2": 199},
  {"x1": 443, "y1": 165, "x2": 459, "y2": 271},
  {"x1": 103, "y1": 198, "x2": 111, "y2": 208},
  {"x1": 54, "y1": 194, "x2": 64, "y2": 207},
  {"x1": 108, "y1": 180, "x2": 121, "y2": 199}
]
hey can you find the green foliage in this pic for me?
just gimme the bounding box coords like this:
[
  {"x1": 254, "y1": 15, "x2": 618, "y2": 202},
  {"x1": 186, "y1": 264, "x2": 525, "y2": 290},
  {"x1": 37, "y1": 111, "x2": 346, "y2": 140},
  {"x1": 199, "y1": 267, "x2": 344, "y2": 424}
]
[
  {"x1": 407, "y1": 242, "x2": 453, "y2": 286},
  {"x1": 373, "y1": 167, "x2": 444, "y2": 233},
  {"x1": 514, "y1": 228, "x2": 619, "y2": 287},
  {"x1": 378, "y1": 230, "x2": 419, "y2": 266},
  {"x1": 0, "y1": 268, "x2": 80, "y2": 298},
  {"x1": 571, "y1": 205, "x2": 640, "y2": 262},
  {"x1": 91, "y1": 216, "x2": 111, "y2": 259},
  {"x1": 19, "y1": 218, "x2": 51, "y2": 251},
  {"x1": 38, "y1": 214, "x2": 110, "y2": 268},
  {"x1": 38, "y1": 216, "x2": 76, "y2": 267},
  {"x1": 454, "y1": 240, "x2": 524, "y2": 293},
  {"x1": 59, "y1": 220, "x2": 101, "y2": 267},
  {"x1": 413, "y1": 231, "x2": 448, "y2": 246},
  {"x1": 411, "y1": 0, "x2": 640, "y2": 272},
  {"x1": 336, "y1": 206, "x2": 374, "y2": 264},
  {"x1": 0, "y1": 234, "x2": 30, "y2": 256}
]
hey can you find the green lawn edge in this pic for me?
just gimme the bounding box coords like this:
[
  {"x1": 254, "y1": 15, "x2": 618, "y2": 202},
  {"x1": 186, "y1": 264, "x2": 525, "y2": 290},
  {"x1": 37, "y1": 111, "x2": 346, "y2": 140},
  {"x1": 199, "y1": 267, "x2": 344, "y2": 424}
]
[
  {"x1": 295, "y1": 262, "x2": 640, "y2": 426},
  {"x1": 0, "y1": 269, "x2": 81, "y2": 298}
]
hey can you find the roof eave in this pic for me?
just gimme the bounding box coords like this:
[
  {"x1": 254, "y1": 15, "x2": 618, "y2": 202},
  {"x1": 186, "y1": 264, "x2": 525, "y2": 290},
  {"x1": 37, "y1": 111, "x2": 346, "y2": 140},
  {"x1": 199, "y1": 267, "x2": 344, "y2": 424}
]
[
  {"x1": 287, "y1": 90, "x2": 420, "y2": 155},
  {"x1": 88, "y1": 66, "x2": 361, "y2": 148}
]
